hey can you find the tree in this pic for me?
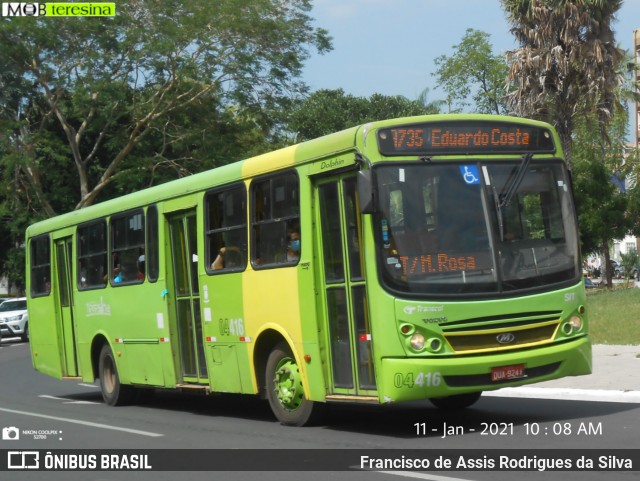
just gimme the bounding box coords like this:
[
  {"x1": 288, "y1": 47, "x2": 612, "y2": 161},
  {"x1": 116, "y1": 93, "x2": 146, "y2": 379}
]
[
  {"x1": 288, "y1": 89, "x2": 439, "y2": 141},
  {"x1": 0, "y1": 0, "x2": 332, "y2": 214},
  {"x1": 502, "y1": 0, "x2": 625, "y2": 169},
  {"x1": 571, "y1": 110, "x2": 639, "y2": 288},
  {"x1": 416, "y1": 87, "x2": 447, "y2": 114},
  {"x1": 619, "y1": 248, "x2": 639, "y2": 287},
  {"x1": 432, "y1": 28, "x2": 509, "y2": 114}
]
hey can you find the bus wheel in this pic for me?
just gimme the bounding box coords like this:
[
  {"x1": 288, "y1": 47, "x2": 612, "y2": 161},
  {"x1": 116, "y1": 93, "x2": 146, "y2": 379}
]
[
  {"x1": 429, "y1": 392, "x2": 482, "y2": 410},
  {"x1": 266, "y1": 342, "x2": 322, "y2": 426},
  {"x1": 98, "y1": 344, "x2": 133, "y2": 406}
]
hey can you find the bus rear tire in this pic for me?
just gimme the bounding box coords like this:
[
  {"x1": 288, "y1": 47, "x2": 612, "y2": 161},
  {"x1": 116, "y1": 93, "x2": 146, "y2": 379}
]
[
  {"x1": 99, "y1": 344, "x2": 133, "y2": 406},
  {"x1": 265, "y1": 342, "x2": 323, "y2": 426},
  {"x1": 429, "y1": 392, "x2": 482, "y2": 410}
]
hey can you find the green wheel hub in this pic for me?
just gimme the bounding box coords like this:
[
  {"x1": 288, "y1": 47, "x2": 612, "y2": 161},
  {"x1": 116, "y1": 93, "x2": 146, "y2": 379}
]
[{"x1": 273, "y1": 357, "x2": 304, "y2": 411}]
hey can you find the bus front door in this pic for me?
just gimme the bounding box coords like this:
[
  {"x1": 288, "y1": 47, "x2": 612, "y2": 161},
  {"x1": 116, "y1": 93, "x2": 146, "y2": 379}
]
[
  {"x1": 54, "y1": 237, "x2": 78, "y2": 377},
  {"x1": 167, "y1": 210, "x2": 208, "y2": 385},
  {"x1": 315, "y1": 175, "x2": 377, "y2": 397}
]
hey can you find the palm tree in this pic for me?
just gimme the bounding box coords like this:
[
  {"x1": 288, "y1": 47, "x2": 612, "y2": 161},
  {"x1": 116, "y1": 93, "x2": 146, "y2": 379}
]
[
  {"x1": 501, "y1": 0, "x2": 626, "y2": 169},
  {"x1": 416, "y1": 87, "x2": 445, "y2": 114}
]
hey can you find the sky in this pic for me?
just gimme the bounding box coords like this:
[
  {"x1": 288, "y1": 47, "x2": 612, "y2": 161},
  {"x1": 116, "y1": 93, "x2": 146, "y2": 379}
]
[{"x1": 303, "y1": 0, "x2": 640, "y2": 108}]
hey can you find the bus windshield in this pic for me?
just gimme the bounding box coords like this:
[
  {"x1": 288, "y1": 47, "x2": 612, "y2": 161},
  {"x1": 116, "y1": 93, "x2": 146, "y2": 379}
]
[{"x1": 375, "y1": 160, "x2": 580, "y2": 296}]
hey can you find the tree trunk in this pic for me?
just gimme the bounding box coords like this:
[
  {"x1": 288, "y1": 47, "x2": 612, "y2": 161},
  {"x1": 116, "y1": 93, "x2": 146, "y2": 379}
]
[{"x1": 602, "y1": 243, "x2": 612, "y2": 289}]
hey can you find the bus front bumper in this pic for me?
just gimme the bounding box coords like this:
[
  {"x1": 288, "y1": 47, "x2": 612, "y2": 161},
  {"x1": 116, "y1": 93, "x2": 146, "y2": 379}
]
[{"x1": 378, "y1": 336, "x2": 591, "y2": 403}]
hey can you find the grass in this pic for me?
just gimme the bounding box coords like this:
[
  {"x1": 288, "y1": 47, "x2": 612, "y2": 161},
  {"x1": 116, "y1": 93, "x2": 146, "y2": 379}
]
[{"x1": 586, "y1": 287, "x2": 640, "y2": 345}]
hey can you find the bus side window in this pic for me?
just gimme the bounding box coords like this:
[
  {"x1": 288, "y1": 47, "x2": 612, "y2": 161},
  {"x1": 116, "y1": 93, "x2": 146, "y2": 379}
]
[
  {"x1": 110, "y1": 210, "x2": 145, "y2": 286},
  {"x1": 146, "y1": 204, "x2": 159, "y2": 282},
  {"x1": 78, "y1": 220, "x2": 108, "y2": 289},
  {"x1": 205, "y1": 184, "x2": 247, "y2": 273},
  {"x1": 30, "y1": 235, "x2": 51, "y2": 297},
  {"x1": 251, "y1": 171, "x2": 299, "y2": 268}
]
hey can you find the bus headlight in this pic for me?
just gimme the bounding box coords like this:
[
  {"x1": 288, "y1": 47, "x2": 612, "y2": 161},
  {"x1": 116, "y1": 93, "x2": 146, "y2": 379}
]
[
  {"x1": 562, "y1": 315, "x2": 583, "y2": 335},
  {"x1": 568, "y1": 315, "x2": 583, "y2": 331},
  {"x1": 410, "y1": 333, "x2": 426, "y2": 351}
]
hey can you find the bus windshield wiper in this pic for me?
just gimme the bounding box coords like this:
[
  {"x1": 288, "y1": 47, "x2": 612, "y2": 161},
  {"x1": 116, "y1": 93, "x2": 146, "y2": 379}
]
[
  {"x1": 492, "y1": 182, "x2": 505, "y2": 242},
  {"x1": 499, "y1": 153, "x2": 532, "y2": 208}
]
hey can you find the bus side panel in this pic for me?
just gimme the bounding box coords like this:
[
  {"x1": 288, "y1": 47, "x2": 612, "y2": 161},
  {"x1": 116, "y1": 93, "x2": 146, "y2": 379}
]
[
  {"x1": 73, "y1": 290, "x2": 126, "y2": 384},
  {"x1": 123, "y1": 343, "x2": 165, "y2": 386},
  {"x1": 113, "y1": 285, "x2": 170, "y2": 386},
  {"x1": 73, "y1": 283, "x2": 173, "y2": 387},
  {"x1": 209, "y1": 344, "x2": 243, "y2": 392},
  {"x1": 243, "y1": 266, "x2": 316, "y2": 396},
  {"x1": 203, "y1": 271, "x2": 253, "y2": 393}
]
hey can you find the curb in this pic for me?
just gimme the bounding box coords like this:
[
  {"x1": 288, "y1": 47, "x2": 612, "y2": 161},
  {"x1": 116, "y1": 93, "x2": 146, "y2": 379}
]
[{"x1": 484, "y1": 387, "x2": 640, "y2": 404}]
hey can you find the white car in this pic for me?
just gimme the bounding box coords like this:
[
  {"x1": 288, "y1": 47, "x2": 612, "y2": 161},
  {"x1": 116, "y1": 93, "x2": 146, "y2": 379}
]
[{"x1": 0, "y1": 298, "x2": 29, "y2": 342}]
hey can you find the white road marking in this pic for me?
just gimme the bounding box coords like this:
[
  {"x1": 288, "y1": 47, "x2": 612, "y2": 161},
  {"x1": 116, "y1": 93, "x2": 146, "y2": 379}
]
[
  {"x1": 78, "y1": 383, "x2": 100, "y2": 388},
  {"x1": 484, "y1": 387, "x2": 640, "y2": 404},
  {"x1": 39, "y1": 394, "x2": 100, "y2": 405},
  {"x1": 0, "y1": 406, "x2": 164, "y2": 437}
]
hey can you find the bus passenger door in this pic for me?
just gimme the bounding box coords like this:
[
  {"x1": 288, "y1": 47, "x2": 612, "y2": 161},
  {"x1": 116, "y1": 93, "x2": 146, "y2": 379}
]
[
  {"x1": 167, "y1": 210, "x2": 208, "y2": 385},
  {"x1": 54, "y1": 237, "x2": 78, "y2": 377},
  {"x1": 315, "y1": 175, "x2": 377, "y2": 397}
]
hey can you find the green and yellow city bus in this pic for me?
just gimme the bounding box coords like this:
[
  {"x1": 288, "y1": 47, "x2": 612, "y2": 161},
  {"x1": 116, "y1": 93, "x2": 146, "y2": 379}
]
[{"x1": 26, "y1": 114, "x2": 591, "y2": 426}]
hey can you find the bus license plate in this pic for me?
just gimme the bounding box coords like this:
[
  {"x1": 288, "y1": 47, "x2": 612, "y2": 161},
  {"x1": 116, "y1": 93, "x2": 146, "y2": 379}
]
[{"x1": 491, "y1": 364, "x2": 525, "y2": 382}]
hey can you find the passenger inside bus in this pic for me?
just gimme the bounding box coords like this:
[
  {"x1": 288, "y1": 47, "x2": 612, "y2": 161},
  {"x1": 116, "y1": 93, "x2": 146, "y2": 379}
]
[
  {"x1": 211, "y1": 247, "x2": 226, "y2": 270},
  {"x1": 264, "y1": 227, "x2": 300, "y2": 265},
  {"x1": 211, "y1": 246, "x2": 242, "y2": 270},
  {"x1": 108, "y1": 254, "x2": 121, "y2": 283},
  {"x1": 286, "y1": 229, "x2": 301, "y2": 262},
  {"x1": 137, "y1": 254, "x2": 145, "y2": 279}
]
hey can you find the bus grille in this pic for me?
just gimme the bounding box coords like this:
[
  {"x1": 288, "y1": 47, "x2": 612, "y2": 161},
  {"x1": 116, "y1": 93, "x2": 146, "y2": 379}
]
[{"x1": 442, "y1": 316, "x2": 561, "y2": 354}]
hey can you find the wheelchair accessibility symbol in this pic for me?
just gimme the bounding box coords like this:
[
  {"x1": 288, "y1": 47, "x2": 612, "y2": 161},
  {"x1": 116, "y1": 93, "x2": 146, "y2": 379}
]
[{"x1": 459, "y1": 165, "x2": 480, "y2": 185}]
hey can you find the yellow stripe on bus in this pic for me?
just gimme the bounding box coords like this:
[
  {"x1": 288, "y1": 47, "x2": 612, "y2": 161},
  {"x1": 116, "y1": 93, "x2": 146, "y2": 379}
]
[{"x1": 241, "y1": 145, "x2": 297, "y2": 179}]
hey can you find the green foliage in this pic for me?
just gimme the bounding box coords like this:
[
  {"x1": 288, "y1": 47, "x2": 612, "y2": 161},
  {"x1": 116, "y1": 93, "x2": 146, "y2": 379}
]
[
  {"x1": 571, "y1": 110, "x2": 639, "y2": 286},
  {"x1": 288, "y1": 88, "x2": 436, "y2": 141},
  {"x1": 587, "y1": 288, "x2": 640, "y2": 344},
  {"x1": 620, "y1": 249, "x2": 639, "y2": 285},
  {"x1": 573, "y1": 109, "x2": 639, "y2": 238},
  {"x1": 0, "y1": 0, "x2": 332, "y2": 213},
  {"x1": 433, "y1": 29, "x2": 509, "y2": 114},
  {"x1": 573, "y1": 153, "x2": 628, "y2": 255},
  {"x1": 3, "y1": 247, "x2": 25, "y2": 295},
  {"x1": 0, "y1": 0, "x2": 333, "y2": 285}
]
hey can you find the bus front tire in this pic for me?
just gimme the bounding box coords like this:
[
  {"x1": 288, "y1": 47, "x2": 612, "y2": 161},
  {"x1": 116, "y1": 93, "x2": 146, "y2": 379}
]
[
  {"x1": 265, "y1": 342, "x2": 323, "y2": 426},
  {"x1": 429, "y1": 391, "x2": 482, "y2": 410},
  {"x1": 98, "y1": 344, "x2": 133, "y2": 406}
]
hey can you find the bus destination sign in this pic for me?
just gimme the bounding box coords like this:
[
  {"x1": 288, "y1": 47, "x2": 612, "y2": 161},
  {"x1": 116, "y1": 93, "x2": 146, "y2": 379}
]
[{"x1": 377, "y1": 121, "x2": 556, "y2": 155}]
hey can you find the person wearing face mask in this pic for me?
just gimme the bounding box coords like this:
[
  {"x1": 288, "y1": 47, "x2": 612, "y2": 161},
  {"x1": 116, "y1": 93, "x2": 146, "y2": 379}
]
[{"x1": 286, "y1": 229, "x2": 301, "y2": 262}]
